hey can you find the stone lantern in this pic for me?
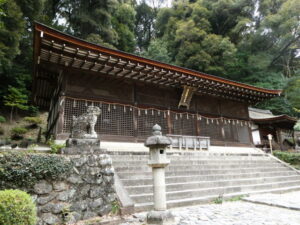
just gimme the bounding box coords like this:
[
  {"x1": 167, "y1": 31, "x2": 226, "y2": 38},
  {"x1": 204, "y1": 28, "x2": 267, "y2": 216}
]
[{"x1": 145, "y1": 124, "x2": 174, "y2": 224}]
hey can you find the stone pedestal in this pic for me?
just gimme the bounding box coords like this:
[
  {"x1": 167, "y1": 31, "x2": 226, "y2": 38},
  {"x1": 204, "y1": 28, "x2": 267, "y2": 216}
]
[
  {"x1": 147, "y1": 210, "x2": 175, "y2": 225},
  {"x1": 62, "y1": 138, "x2": 106, "y2": 155}
]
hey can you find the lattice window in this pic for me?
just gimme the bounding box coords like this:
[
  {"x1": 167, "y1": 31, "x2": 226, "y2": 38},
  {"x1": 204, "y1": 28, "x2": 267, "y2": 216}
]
[
  {"x1": 171, "y1": 113, "x2": 197, "y2": 136},
  {"x1": 223, "y1": 123, "x2": 238, "y2": 142},
  {"x1": 63, "y1": 99, "x2": 134, "y2": 136},
  {"x1": 96, "y1": 102, "x2": 134, "y2": 136},
  {"x1": 237, "y1": 125, "x2": 250, "y2": 143},
  {"x1": 62, "y1": 97, "x2": 251, "y2": 143},
  {"x1": 200, "y1": 118, "x2": 223, "y2": 141},
  {"x1": 137, "y1": 109, "x2": 168, "y2": 137}
]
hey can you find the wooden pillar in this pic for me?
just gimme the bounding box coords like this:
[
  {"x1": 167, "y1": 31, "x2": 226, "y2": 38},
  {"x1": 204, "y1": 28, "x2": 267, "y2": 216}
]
[
  {"x1": 248, "y1": 121, "x2": 254, "y2": 147},
  {"x1": 55, "y1": 95, "x2": 65, "y2": 139},
  {"x1": 133, "y1": 83, "x2": 138, "y2": 141},
  {"x1": 133, "y1": 108, "x2": 138, "y2": 142},
  {"x1": 167, "y1": 110, "x2": 172, "y2": 134},
  {"x1": 277, "y1": 128, "x2": 283, "y2": 151},
  {"x1": 196, "y1": 113, "x2": 201, "y2": 136}
]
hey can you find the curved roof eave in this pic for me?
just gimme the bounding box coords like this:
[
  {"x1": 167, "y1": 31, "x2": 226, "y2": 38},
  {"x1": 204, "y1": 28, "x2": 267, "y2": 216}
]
[{"x1": 34, "y1": 22, "x2": 282, "y2": 96}]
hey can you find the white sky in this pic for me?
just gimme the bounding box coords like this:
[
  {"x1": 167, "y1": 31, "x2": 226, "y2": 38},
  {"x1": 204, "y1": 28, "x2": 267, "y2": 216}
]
[{"x1": 137, "y1": 0, "x2": 173, "y2": 8}]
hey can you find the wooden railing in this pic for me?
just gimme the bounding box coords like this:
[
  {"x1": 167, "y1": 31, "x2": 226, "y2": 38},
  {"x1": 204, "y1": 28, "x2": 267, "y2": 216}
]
[{"x1": 166, "y1": 134, "x2": 210, "y2": 151}]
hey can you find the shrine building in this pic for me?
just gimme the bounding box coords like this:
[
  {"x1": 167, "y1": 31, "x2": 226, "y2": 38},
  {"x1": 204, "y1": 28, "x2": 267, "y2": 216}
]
[{"x1": 32, "y1": 23, "x2": 281, "y2": 147}]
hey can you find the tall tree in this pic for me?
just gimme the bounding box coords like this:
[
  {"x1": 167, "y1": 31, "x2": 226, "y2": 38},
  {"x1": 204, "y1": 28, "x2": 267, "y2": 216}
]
[
  {"x1": 135, "y1": 1, "x2": 156, "y2": 51},
  {"x1": 4, "y1": 86, "x2": 29, "y2": 122},
  {"x1": 112, "y1": 2, "x2": 136, "y2": 52},
  {"x1": 155, "y1": 0, "x2": 238, "y2": 77}
]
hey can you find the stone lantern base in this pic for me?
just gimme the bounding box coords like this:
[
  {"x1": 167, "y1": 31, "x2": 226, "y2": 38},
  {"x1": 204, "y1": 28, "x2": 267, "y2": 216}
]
[{"x1": 146, "y1": 210, "x2": 175, "y2": 225}]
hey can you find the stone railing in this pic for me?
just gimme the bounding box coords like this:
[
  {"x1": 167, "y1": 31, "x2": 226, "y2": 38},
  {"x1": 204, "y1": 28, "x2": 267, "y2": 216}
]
[{"x1": 166, "y1": 134, "x2": 210, "y2": 151}]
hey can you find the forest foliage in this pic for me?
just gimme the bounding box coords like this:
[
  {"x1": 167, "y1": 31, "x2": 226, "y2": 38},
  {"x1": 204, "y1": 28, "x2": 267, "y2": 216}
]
[{"x1": 0, "y1": 0, "x2": 299, "y2": 117}]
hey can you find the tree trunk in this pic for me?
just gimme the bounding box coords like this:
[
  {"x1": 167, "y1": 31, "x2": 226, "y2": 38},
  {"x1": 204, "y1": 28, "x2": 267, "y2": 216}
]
[{"x1": 10, "y1": 107, "x2": 14, "y2": 123}]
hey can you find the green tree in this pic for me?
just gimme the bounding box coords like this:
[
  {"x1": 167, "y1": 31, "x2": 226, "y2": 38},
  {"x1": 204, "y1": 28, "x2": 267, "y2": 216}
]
[
  {"x1": 0, "y1": 0, "x2": 7, "y2": 28},
  {"x1": 0, "y1": 0, "x2": 24, "y2": 72},
  {"x1": 155, "y1": 1, "x2": 238, "y2": 77},
  {"x1": 64, "y1": 0, "x2": 119, "y2": 46},
  {"x1": 4, "y1": 86, "x2": 28, "y2": 122},
  {"x1": 284, "y1": 75, "x2": 300, "y2": 112},
  {"x1": 112, "y1": 3, "x2": 136, "y2": 52},
  {"x1": 142, "y1": 39, "x2": 172, "y2": 63},
  {"x1": 135, "y1": 1, "x2": 156, "y2": 51}
]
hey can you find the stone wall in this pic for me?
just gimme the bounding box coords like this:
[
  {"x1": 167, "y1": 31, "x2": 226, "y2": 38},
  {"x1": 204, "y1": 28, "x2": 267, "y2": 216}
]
[{"x1": 33, "y1": 139, "x2": 116, "y2": 225}]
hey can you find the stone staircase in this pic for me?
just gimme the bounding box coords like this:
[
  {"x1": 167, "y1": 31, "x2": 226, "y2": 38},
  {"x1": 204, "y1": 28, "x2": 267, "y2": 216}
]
[{"x1": 110, "y1": 151, "x2": 300, "y2": 212}]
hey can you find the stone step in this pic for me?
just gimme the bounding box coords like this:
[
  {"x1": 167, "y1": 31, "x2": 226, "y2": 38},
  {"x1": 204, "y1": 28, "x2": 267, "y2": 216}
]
[
  {"x1": 111, "y1": 155, "x2": 269, "y2": 161},
  {"x1": 134, "y1": 185, "x2": 300, "y2": 212},
  {"x1": 117, "y1": 167, "x2": 291, "y2": 179},
  {"x1": 114, "y1": 163, "x2": 284, "y2": 172},
  {"x1": 131, "y1": 180, "x2": 300, "y2": 204},
  {"x1": 126, "y1": 175, "x2": 300, "y2": 194},
  {"x1": 121, "y1": 171, "x2": 297, "y2": 186},
  {"x1": 111, "y1": 151, "x2": 300, "y2": 213},
  {"x1": 112, "y1": 159, "x2": 277, "y2": 166}
]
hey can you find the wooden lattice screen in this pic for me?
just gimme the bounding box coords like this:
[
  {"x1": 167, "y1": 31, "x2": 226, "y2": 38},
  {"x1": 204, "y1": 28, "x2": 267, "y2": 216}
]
[{"x1": 63, "y1": 97, "x2": 251, "y2": 143}]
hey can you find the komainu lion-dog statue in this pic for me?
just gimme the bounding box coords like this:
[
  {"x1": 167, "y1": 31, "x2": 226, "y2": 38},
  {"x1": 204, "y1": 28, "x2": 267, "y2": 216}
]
[{"x1": 71, "y1": 106, "x2": 101, "y2": 139}]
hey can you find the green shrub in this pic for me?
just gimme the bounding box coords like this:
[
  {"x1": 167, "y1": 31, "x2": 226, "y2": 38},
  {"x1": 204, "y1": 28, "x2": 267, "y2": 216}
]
[
  {"x1": 11, "y1": 127, "x2": 28, "y2": 135},
  {"x1": 213, "y1": 195, "x2": 223, "y2": 204},
  {"x1": 273, "y1": 151, "x2": 300, "y2": 166},
  {"x1": 24, "y1": 117, "x2": 42, "y2": 125},
  {"x1": 0, "y1": 189, "x2": 37, "y2": 225},
  {"x1": 0, "y1": 152, "x2": 73, "y2": 189},
  {"x1": 0, "y1": 116, "x2": 6, "y2": 123},
  {"x1": 227, "y1": 195, "x2": 245, "y2": 202},
  {"x1": 47, "y1": 139, "x2": 65, "y2": 154},
  {"x1": 111, "y1": 200, "x2": 120, "y2": 215},
  {"x1": 27, "y1": 106, "x2": 39, "y2": 116}
]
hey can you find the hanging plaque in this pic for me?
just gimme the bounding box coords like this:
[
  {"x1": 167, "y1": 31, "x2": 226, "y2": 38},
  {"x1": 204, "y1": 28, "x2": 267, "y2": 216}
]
[{"x1": 178, "y1": 85, "x2": 196, "y2": 109}]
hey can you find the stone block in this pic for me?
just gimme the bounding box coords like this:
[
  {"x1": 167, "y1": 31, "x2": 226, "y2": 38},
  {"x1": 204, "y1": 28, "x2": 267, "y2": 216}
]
[
  {"x1": 66, "y1": 138, "x2": 100, "y2": 148},
  {"x1": 105, "y1": 193, "x2": 116, "y2": 203},
  {"x1": 52, "y1": 202, "x2": 70, "y2": 214},
  {"x1": 89, "y1": 167, "x2": 102, "y2": 176},
  {"x1": 67, "y1": 174, "x2": 83, "y2": 184},
  {"x1": 89, "y1": 197, "x2": 103, "y2": 209},
  {"x1": 83, "y1": 211, "x2": 98, "y2": 220},
  {"x1": 57, "y1": 189, "x2": 76, "y2": 201},
  {"x1": 37, "y1": 193, "x2": 57, "y2": 205},
  {"x1": 89, "y1": 186, "x2": 103, "y2": 198},
  {"x1": 41, "y1": 213, "x2": 60, "y2": 225},
  {"x1": 53, "y1": 181, "x2": 69, "y2": 191},
  {"x1": 79, "y1": 184, "x2": 90, "y2": 197},
  {"x1": 72, "y1": 155, "x2": 87, "y2": 167},
  {"x1": 98, "y1": 205, "x2": 112, "y2": 216},
  {"x1": 70, "y1": 200, "x2": 88, "y2": 212},
  {"x1": 146, "y1": 210, "x2": 175, "y2": 225},
  {"x1": 87, "y1": 155, "x2": 98, "y2": 167},
  {"x1": 34, "y1": 180, "x2": 53, "y2": 195}
]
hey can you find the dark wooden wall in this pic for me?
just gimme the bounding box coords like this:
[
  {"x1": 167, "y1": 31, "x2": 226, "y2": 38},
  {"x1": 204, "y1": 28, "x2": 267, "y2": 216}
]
[
  {"x1": 52, "y1": 71, "x2": 253, "y2": 146},
  {"x1": 65, "y1": 72, "x2": 249, "y2": 120}
]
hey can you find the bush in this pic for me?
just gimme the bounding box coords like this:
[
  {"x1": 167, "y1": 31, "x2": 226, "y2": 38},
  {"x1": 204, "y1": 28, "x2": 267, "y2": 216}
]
[
  {"x1": 11, "y1": 127, "x2": 28, "y2": 135},
  {"x1": 0, "y1": 116, "x2": 6, "y2": 123},
  {"x1": 273, "y1": 151, "x2": 300, "y2": 166},
  {"x1": 0, "y1": 152, "x2": 73, "y2": 189},
  {"x1": 24, "y1": 117, "x2": 42, "y2": 125},
  {"x1": 27, "y1": 106, "x2": 39, "y2": 116},
  {"x1": 0, "y1": 189, "x2": 37, "y2": 225},
  {"x1": 19, "y1": 139, "x2": 35, "y2": 148},
  {"x1": 47, "y1": 139, "x2": 65, "y2": 154}
]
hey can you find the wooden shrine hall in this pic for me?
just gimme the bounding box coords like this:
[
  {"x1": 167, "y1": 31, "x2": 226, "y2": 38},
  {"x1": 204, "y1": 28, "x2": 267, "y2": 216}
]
[{"x1": 32, "y1": 23, "x2": 281, "y2": 147}]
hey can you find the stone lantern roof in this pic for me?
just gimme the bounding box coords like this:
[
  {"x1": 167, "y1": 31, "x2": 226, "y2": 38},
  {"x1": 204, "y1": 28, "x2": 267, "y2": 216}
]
[{"x1": 144, "y1": 124, "x2": 171, "y2": 147}]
